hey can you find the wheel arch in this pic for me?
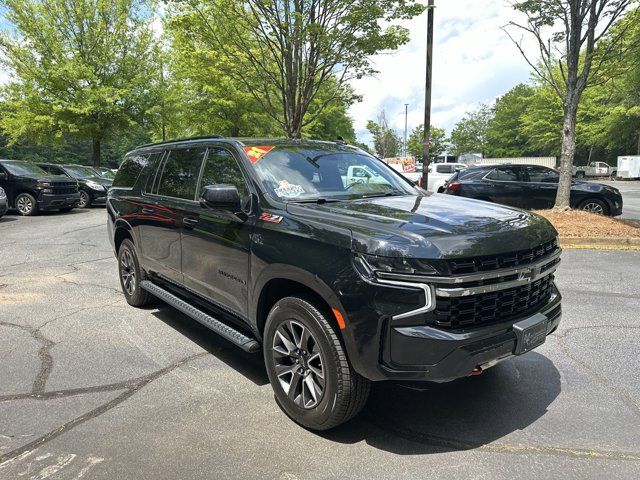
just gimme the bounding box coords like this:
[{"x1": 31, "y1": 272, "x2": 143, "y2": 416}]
[
  {"x1": 113, "y1": 220, "x2": 134, "y2": 253},
  {"x1": 252, "y1": 265, "x2": 345, "y2": 341}
]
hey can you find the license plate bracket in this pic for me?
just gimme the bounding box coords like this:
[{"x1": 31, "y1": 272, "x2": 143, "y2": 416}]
[{"x1": 513, "y1": 313, "x2": 549, "y2": 355}]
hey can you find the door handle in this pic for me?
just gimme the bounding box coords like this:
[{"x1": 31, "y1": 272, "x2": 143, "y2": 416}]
[
  {"x1": 141, "y1": 207, "x2": 155, "y2": 214},
  {"x1": 183, "y1": 217, "x2": 199, "y2": 226}
]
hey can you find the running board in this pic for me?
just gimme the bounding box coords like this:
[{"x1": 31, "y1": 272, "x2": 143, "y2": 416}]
[{"x1": 140, "y1": 280, "x2": 261, "y2": 353}]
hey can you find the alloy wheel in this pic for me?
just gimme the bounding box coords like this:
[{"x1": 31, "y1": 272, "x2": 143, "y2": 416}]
[
  {"x1": 272, "y1": 320, "x2": 325, "y2": 409},
  {"x1": 78, "y1": 191, "x2": 90, "y2": 208},
  {"x1": 120, "y1": 249, "x2": 136, "y2": 295},
  {"x1": 16, "y1": 195, "x2": 32, "y2": 215},
  {"x1": 582, "y1": 202, "x2": 604, "y2": 215}
]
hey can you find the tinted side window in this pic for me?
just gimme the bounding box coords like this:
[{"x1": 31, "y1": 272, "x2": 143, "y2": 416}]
[
  {"x1": 458, "y1": 169, "x2": 490, "y2": 181},
  {"x1": 436, "y1": 164, "x2": 452, "y2": 174},
  {"x1": 114, "y1": 153, "x2": 154, "y2": 188},
  {"x1": 486, "y1": 167, "x2": 519, "y2": 182},
  {"x1": 198, "y1": 148, "x2": 248, "y2": 197},
  {"x1": 157, "y1": 147, "x2": 207, "y2": 200},
  {"x1": 524, "y1": 166, "x2": 558, "y2": 183}
]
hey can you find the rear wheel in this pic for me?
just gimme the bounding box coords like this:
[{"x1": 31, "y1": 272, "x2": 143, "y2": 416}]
[
  {"x1": 15, "y1": 193, "x2": 38, "y2": 216},
  {"x1": 579, "y1": 198, "x2": 609, "y2": 216},
  {"x1": 264, "y1": 297, "x2": 370, "y2": 430},
  {"x1": 118, "y1": 239, "x2": 152, "y2": 307},
  {"x1": 78, "y1": 190, "x2": 92, "y2": 208}
]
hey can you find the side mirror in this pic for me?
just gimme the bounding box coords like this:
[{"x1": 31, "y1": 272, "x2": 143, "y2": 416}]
[
  {"x1": 0, "y1": 172, "x2": 7, "y2": 181},
  {"x1": 200, "y1": 184, "x2": 241, "y2": 212}
]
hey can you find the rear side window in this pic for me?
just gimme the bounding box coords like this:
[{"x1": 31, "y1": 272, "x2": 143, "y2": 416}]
[
  {"x1": 436, "y1": 164, "x2": 452, "y2": 174},
  {"x1": 486, "y1": 167, "x2": 519, "y2": 182},
  {"x1": 198, "y1": 148, "x2": 248, "y2": 198},
  {"x1": 458, "y1": 168, "x2": 490, "y2": 181},
  {"x1": 157, "y1": 146, "x2": 207, "y2": 200},
  {"x1": 114, "y1": 153, "x2": 155, "y2": 188}
]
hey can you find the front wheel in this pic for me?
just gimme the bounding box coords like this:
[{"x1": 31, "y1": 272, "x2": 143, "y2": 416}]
[
  {"x1": 579, "y1": 198, "x2": 609, "y2": 216},
  {"x1": 575, "y1": 171, "x2": 585, "y2": 179},
  {"x1": 15, "y1": 193, "x2": 38, "y2": 216},
  {"x1": 78, "y1": 190, "x2": 92, "y2": 208},
  {"x1": 264, "y1": 297, "x2": 370, "y2": 431}
]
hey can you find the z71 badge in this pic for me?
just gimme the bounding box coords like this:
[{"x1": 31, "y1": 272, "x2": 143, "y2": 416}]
[{"x1": 259, "y1": 212, "x2": 283, "y2": 223}]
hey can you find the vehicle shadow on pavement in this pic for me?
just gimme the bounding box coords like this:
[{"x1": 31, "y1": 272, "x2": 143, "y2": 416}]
[
  {"x1": 151, "y1": 306, "x2": 269, "y2": 386},
  {"x1": 322, "y1": 353, "x2": 561, "y2": 454}
]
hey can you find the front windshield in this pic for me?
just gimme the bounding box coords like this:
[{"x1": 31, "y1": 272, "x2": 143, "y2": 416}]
[
  {"x1": 249, "y1": 146, "x2": 416, "y2": 202},
  {"x1": 64, "y1": 166, "x2": 98, "y2": 179},
  {"x1": 2, "y1": 161, "x2": 48, "y2": 176}
]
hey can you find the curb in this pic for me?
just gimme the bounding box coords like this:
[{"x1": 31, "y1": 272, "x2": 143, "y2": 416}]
[{"x1": 559, "y1": 236, "x2": 640, "y2": 249}]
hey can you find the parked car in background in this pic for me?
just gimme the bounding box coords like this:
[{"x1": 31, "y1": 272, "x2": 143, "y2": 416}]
[
  {"x1": 109, "y1": 137, "x2": 562, "y2": 430},
  {"x1": 0, "y1": 187, "x2": 7, "y2": 218},
  {"x1": 93, "y1": 166, "x2": 116, "y2": 180},
  {"x1": 38, "y1": 163, "x2": 113, "y2": 208},
  {"x1": 572, "y1": 161, "x2": 616, "y2": 179},
  {"x1": 423, "y1": 162, "x2": 468, "y2": 192},
  {"x1": 0, "y1": 160, "x2": 80, "y2": 215},
  {"x1": 445, "y1": 164, "x2": 623, "y2": 216}
]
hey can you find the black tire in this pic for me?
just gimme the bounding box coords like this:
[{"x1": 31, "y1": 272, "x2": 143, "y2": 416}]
[
  {"x1": 576, "y1": 171, "x2": 585, "y2": 179},
  {"x1": 59, "y1": 207, "x2": 74, "y2": 213},
  {"x1": 610, "y1": 171, "x2": 617, "y2": 180},
  {"x1": 117, "y1": 239, "x2": 152, "y2": 307},
  {"x1": 578, "y1": 198, "x2": 609, "y2": 216},
  {"x1": 78, "y1": 190, "x2": 92, "y2": 208},
  {"x1": 14, "y1": 193, "x2": 38, "y2": 216},
  {"x1": 264, "y1": 296, "x2": 370, "y2": 431}
]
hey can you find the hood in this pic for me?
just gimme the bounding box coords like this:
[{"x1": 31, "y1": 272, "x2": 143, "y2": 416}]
[
  {"x1": 82, "y1": 176, "x2": 112, "y2": 186},
  {"x1": 33, "y1": 175, "x2": 77, "y2": 184},
  {"x1": 286, "y1": 194, "x2": 557, "y2": 259}
]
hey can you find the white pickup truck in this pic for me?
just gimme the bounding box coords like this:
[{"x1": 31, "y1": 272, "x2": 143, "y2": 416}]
[
  {"x1": 425, "y1": 163, "x2": 468, "y2": 192},
  {"x1": 572, "y1": 161, "x2": 616, "y2": 178}
]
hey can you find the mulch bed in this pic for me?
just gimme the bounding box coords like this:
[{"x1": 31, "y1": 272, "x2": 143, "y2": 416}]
[{"x1": 533, "y1": 209, "x2": 640, "y2": 238}]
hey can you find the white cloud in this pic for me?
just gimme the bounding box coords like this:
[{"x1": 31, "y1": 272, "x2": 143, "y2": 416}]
[{"x1": 350, "y1": 0, "x2": 539, "y2": 145}]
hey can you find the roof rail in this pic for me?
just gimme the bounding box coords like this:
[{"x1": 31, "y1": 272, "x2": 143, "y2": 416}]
[{"x1": 136, "y1": 135, "x2": 224, "y2": 149}]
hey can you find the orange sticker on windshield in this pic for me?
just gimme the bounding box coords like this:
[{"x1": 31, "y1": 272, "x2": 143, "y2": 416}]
[{"x1": 244, "y1": 146, "x2": 274, "y2": 164}]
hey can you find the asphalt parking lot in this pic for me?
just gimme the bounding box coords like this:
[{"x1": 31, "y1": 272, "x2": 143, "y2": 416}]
[{"x1": 1, "y1": 209, "x2": 639, "y2": 480}]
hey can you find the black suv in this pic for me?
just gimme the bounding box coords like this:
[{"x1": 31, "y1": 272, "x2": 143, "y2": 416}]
[
  {"x1": 445, "y1": 164, "x2": 623, "y2": 216},
  {"x1": 108, "y1": 138, "x2": 562, "y2": 430},
  {"x1": 38, "y1": 163, "x2": 113, "y2": 208},
  {"x1": 0, "y1": 160, "x2": 80, "y2": 215}
]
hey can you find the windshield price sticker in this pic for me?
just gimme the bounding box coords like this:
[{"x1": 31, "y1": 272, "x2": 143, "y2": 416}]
[
  {"x1": 244, "y1": 146, "x2": 274, "y2": 164},
  {"x1": 274, "y1": 182, "x2": 305, "y2": 198}
]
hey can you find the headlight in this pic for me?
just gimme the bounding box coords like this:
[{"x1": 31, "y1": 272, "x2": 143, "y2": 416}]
[
  {"x1": 604, "y1": 186, "x2": 619, "y2": 195},
  {"x1": 355, "y1": 253, "x2": 439, "y2": 276},
  {"x1": 0, "y1": 187, "x2": 5, "y2": 198},
  {"x1": 86, "y1": 181, "x2": 105, "y2": 191},
  {"x1": 35, "y1": 181, "x2": 51, "y2": 187}
]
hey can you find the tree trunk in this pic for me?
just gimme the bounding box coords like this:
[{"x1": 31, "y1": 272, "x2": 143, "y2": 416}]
[
  {"x1": 92, "y1": 138, "x2": 101, "y2": 168},
  {"x1": 554, "y1": 102, "x2": 578, "y2": 209}
]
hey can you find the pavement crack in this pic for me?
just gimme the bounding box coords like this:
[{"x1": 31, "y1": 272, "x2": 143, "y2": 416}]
[
  {"x1": 0, "y1": 352, "x2": 208, "y2": 465},
  {"x1": 0, "y1": 322, "x2": 56, "y2": 396},
  {"x1": 553, "y1": 334, "x2": 640, "y2": 417},
  {"x1": 363, "y1": 414, "x2": 640, "y2": 462}
]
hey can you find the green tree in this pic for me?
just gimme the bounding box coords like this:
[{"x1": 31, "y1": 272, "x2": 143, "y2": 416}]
[
  {"x1": 506, "y1": 0, "x2": 633, "y2": 209},
  {"x1": 0, "y1": 0, "x2": 159, "y2": 167},
  {"x1": 449, "y1": 105, "x2": 493, "y2": 156},
  {"x1": 366, "y1": 112, "x2": 401, "y2": 158},
  {"x1": 173, "y1": 0, "x2": 424, "y2": 138},
  {"x1": 407, "y1": 125, "x2": 447, "y2": 160}
]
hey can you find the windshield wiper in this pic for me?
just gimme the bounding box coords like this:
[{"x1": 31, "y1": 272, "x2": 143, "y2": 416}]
[
  {"x1": 292, "y1": 198, "x2": 342, "y2": 204},
  {"x1": 361, "y1": 192, "x2": 406, "y2": 199}
]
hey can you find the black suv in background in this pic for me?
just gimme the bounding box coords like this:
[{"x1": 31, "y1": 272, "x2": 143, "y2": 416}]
[
  {"x1": 0, "y1": 187, "x2": 7, "y2": 218},
  {"x1": 108, "y1": 137, "x2": 562, "y2": 430},
  {"x1": 38, "y1": 163, "x2": 113, "y2": 208},
  {"x1": 445, "y1": 164, "x2": 623, "y2": 216},
  {"x1": 0, "y1": 160, "x2": 80, "y2": 215}
]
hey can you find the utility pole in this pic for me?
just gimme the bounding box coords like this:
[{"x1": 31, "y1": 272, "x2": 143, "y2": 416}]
[
  {"x1": 421, "y1": 0, "x2": 434, "y2": 188},
  {"x1": 404, "y1": 103, "x2": 409, "y2": 157}
]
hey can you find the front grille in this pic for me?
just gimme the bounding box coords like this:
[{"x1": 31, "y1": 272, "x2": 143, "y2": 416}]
[
  {"x1": 447, "y1": 238, "x2": 558, "y2": 275},
  {"x1": 433, "y1": 273, "x2": 555, "y2": 329},
  {"x1": 51, "y1": 182, "x2": 78, "y2": 194}
]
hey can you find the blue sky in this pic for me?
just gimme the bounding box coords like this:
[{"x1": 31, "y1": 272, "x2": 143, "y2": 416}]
[
  {"x1": 349, "y1": 0, "x2": 539, "y2": 146},
  {"x1": 0, "y1": 1, "x2": 538, "y2": 146}
]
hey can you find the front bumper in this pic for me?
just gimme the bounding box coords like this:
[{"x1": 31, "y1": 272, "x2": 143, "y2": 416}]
[
  {"x1": 38, "y1": 192, "x2": 81, "y2": 210},
  {"x1": 380, "y1": 290, "x2": 561, "y2": 382}
]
